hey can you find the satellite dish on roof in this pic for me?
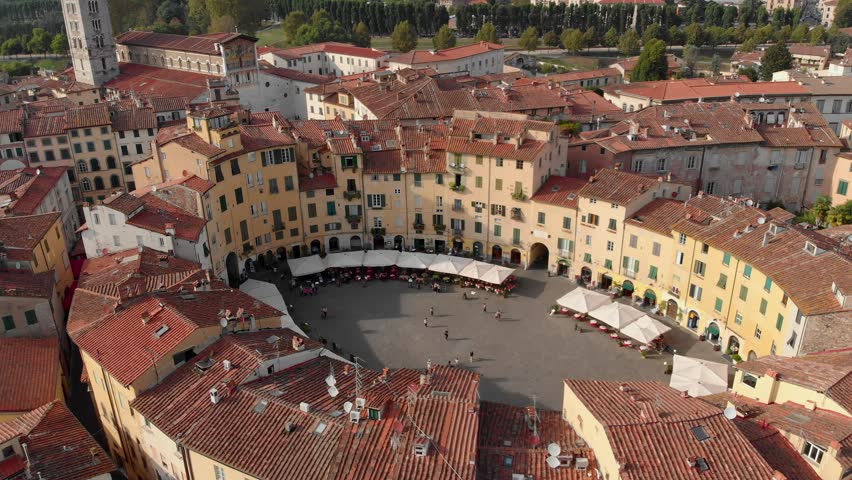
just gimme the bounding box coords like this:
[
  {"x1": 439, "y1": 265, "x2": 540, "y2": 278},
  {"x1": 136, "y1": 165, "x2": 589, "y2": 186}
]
[
  {"x1": 219, "y1": 317, "x2": 228, "y2": 328},
  {"x1": 757, "y1": 217, "x2": 766, "y2": 224},
  {"x1": 546, "y1": 456, "x2": 561, "y2": 469},
  {"x1": 327, "y1": 385, "x2": 339, "y2": 397},
  {"x1": 343, "y1": 401, "x2": 353, "y2": 413},
  {"x1": 547, "y1": 443, "x2": 561, "y2": 457},
  {"x1": 746, "y1": 199, "x2": 754, "y2": 206},
  {"x1": 723, "y1": 406, "x2": 737, "y2": 420}
]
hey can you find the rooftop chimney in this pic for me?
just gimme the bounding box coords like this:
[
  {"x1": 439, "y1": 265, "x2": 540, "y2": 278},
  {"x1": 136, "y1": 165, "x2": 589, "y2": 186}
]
[
  {"x1": 141, "y1": 312, "x2": 151, "y2": 325},
  {"x1": 292, "y1": 336, "x2": 305, "y2": 351},
  {"x1": 165, "y1": 223, "x2": 176, "y2": 236},
  {"x1": 158, "y1": 255, "x2": 169, "y2": 268}
]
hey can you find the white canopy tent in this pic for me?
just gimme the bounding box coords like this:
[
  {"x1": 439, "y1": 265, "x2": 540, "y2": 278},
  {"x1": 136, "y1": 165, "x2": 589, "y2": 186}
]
[
  {"x1": 458, "y1": 261, "x2": 495, "y2": 280},
  {"x1": 479, "y1": 264, "x2": 515, "y2": 285},
  {"x1": 556, "y1": 288, "x2": 611, "y2": 314},
  {"x1": 428, "y1": 255, "x2": 473, "y2": 275},
  {"x1": 287, "y1": 255, "x2": 326, "y2": 277},
  {"x1": 588, "y1": 302, "x2": 645, "y2": 330},
  {"x1": 325, "y1": 251, "x2": 365, "y2": 268},
  {"x1": 396, "y1": 252, "x2": 437, "y2": 269},
  {"x1": 669, "y1": 355, "x2": 729, "y2": 397},
  {"x1": 621, "y1": 315, "x2": 671, "y2": 344},
  {"x1": 363, "y1": 249, "x2": 400, "y2": 267}
]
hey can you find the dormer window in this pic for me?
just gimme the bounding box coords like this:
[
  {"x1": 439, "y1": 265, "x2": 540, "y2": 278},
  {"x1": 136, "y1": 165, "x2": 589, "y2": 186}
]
[{"x1": 804, "y1": 241, "x2": 821, "y2": 256}]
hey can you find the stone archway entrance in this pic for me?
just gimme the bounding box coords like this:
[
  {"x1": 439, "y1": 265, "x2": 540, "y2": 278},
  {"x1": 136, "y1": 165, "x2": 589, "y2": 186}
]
[
  {"x1": 394, "y1": 235, "x2": 405, "y2": 251},
  {"x1": 643, "y1": 289, "x2": 656, "y2": 307},
  {"x1": 510, "y1": 249, "x2": 521, "y2": 265},
  {"x1": 276, "y1": 247, "x2": 287, "y2": 260},
  {"x1": 580, "y1": 267, "x2": 592, "y2": 283},
  {"x1": 665, "y1": 299, "x2": 679, "y2": 320},
  {"x1": 706, "y1": 321, "x2": 720, "y2": 344},
  {"x1": 687, "y1": 310, "x2": 700, "y2": 330},
  {"x1": 310, "y1": 240, "x2": 321, "y2": 255},
  {"x1": 472, "y1": 241, "x2": 483, "y2": 258},
  {"x1": 529, "y1": 242, "x2": 549, "y2": 268},
  {"x1": 329, "y1": 237, "x2": 340, "y2": 251},
  {"x1": 350, "y1": 235, "x2": 362, "y2": 250},
  {"x1": 225, "y1": 252, "x2": 240, "y2": 287},
  {"x1": 373, "y1": 235, "x2": 384, "y2": 249},
  {"x1": 491, "y1": 245, "x2": 503, "y2": 263}
]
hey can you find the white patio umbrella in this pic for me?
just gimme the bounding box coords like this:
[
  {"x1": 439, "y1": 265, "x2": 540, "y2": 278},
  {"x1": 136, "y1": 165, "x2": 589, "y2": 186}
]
[
  {"x1": 428, "y1": 255, "x2": 473, "y2": 275},
  {"x1": 479, "y1": 265, "x2": 515, "y2": 285},
  {"x1": 363, "y1": 249, "x2": 399, "y2": 267},
  {"x1": 588, "y1": 302, "x2": 644, "y2": 330},
  {"x1": 555, "y1": 288, "x2": 610, "y2": 314},
  {"x1": 395, "y1": 252, "x2": 436, "y2": 269},
  {"x1": 621, "y1": 315, "x2": 672, "y2": 344},
  {"x1": 669, "y1": 355, "x2": 729, "y2": 397},
  {"x1": 324, "y1": 251, "x2": 365, "y2": 268},
  {"x1": 458, "y1": 260, "x2": 495, "y2": 280},
  {"x1": 287, "y1": 255, "x2": 326, "y2": 277}
]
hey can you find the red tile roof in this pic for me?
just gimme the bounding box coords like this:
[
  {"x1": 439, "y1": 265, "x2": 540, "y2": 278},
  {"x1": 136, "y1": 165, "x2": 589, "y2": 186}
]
[
  {"x1": 364, "y1": 149, "x2": 403, "y2": 174},
  {"x1": 116, "y1": 31, "x2": 255, "y2": 55},
  {"x1": 759, "y1": 125, "x2": 843, "y2": 148},
  {"x1": 124, "y1": 193, "x2": 206, "y2": 241},
  {"x1": 564, "y1": 380, "x2": 775, "y2": 480},
  {"x1": 0, "y1": 337, "x2": 58, "y2": 412},
  {"x1": 789, "y1": 44, "x2": 832, "y2": 58},
  {"x1": 611, "y1": 54, "x2": 682, "y2": 74},
  {"x1": 0, "y1": 212, "x2": 60, "y2": 250},
  {"x1": 478, "y1": 401, "x2": 597, "y2": 480},
  {"x1": 539, "y1": 68, "x2": 621, "y2": 85},
  {"x1": 101, "y1": 192, "x2": 144, "y2": 214},
  {"x1": 0, "y1": 166, "x2": 67, "y2": 216},
  {"x1": 603, "y1": 78, "x2": 807, "y2": 102},
  {"x1": 155, "y1": 124, "x2": 226, "y2": 158},
  {"x1": 473, "y1": 84, "x2": 569, "y2": 113},
  {"x1": 0, "y1": 109, "x2": 24, "y2": 134},
  {"x1": 132, "y1": 173, "x2": 215, "y2": 195},
  {"x1": 531, "y1": 176, "x2": 586, "y2": 209},
  {"x1": 105, "y1": 63, "x2": 214, "y2": 100},
  {"x1": 0, "y1": 270, "x2": 55, "y2": 298},
  {"x1": 64, "y1": 104, "x2": 110, "y2": 129},
  {"x1": 110, "y1": 106, "x2": 157, "y2": 131},
  {"x1": 388, "y1": 41, "x2": 503, "y2": 65},
  {"x1": 259, "y1": 60, "x2": 334, "y2": 84},
  {"x1": 730, "y1": 418, "x2": 821, "y2": 480},
  {"x1": 0, "y1": 402, "x2": 116, "y2": 480},
  {"x1": 22, "y1": 115, "x2": 66, "y2": 137},
  {"x1": 730, "y1": 50, "x2": 764, "y2": 66},
  {"x1": 626, "y1": 197, "x2": 723, "y2": 235},
  {"x1": 148, "y1": 95, "x2": 189, "y2": 112},
  {"x1": 349, "y1": 71, "x2": 480, "y2": 120},
  {"x1": 446, "y1": 137, "x2": 546, "y2": 162},
  {"x1": 269, "y1": 41, "x2": 388, "y2": 60},
  {"x1": 298, "y1": 173, "x2": 337, "y2": 192},
  {"x1": 578, "y1": 169, "x2": 660, "y2": 206}
]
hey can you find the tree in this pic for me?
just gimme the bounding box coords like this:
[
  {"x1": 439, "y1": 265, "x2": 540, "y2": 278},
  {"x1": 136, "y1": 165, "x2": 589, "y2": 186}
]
[
  {"x1": 807, "y1": 195, "x2": 833, "y2": 225},
  {"x1": 208, "y1": 15, "x2": 236, "y2": 33},
  {"x1": 50, "y1": 34, "x2": 68, "y2": 54},
  {"x1": 668, "y1": 26, "x2": 685, "y2": 46},
  {"x1": 683, "y1": 45, "x2": 699, "y2": 75},
  {"x1": 561, "y1": 29, "x2": 585, "y2": 53},
  {"x1": 353, "y1": 21, "x2": 371, "y2": 48},
  {"x1": 604, "y1": 27, "x2": 619, "y2": 50},
  {"x1": 642, "y1": 24, "x2": 661, "y2": 44},
  {"x1": 27, "y1": 28, "x2": 51, "y2": 53},
  {"x1": 711, "y1": 53, "x2": 722, "y2": 74},
  {"x1": 740, "y1": 37, "x2": 758, "y2": 52},
  {"x1": 433, "y1": 25, "x2": 456, "y2": 50},
  {"x1": 739, "y1": 65, "x2": 759, "y2": 81},
  {"x1": 519, "y1": 27, "x2": 540, "y2": 51},
  {"x1": 827, "y1": 200, "x2": 852, "y2": 226},
  {"x1": 0, "y1": 38, "x2": 23, "y2": 56},
  {"x1": 809, "y1": 25, "x2": 826, "y2": 45},
  {"x1": 836, "y1": 0, "x2": 852, "y2": 27},
  {"x1": 156, "y1": 0, "x2": 184, "y2": 23},
  {"x1": 187, "y1": 0, "x2": 211, "y2": 34},
  {"x1": 391, "y1": 21, "x2": 418, "y2": 53},
  {"x1": 474, "y1": 22, "x2": 500, "y2": 44},
  {"x1": 759, "y1": 41, "x2": 792, "y2": 80},
  {"x1": 631, "y1": 39, "x2": 669, "y2": 81},
  {"x1": 618, "y1": 29, "x2": 641, "y2": 56},
  {"x1": 282, "y1": 11, "x2": 306, "y2": 45},
  {"x1": 685, "y1": 22, "x2": 704, "y2": 46},
  {"x1": 543, "y1": 31, "x2": 559, "y2": 47},
  {"x1": 790, "y1": 23, "x2": 808, "y2": 42}
]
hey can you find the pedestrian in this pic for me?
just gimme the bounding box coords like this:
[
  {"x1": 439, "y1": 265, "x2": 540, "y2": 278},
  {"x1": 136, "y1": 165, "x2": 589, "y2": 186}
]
[
  {"x1": 494, "y1": 310, "x2": 502, "y2": 320},
  {"x1": 417, "y1": 280, "x2": 421, "y2": 289},
  {"x1": 429, "y1": 306, "x2": 434, "y2": 317},
  {"x1": 350, "y1": 353, "x2": 356, "y2": 363},
  {"x1": 409, "y1": 277, "x2": 414, "y2": 288},
  {"x1": 332, "y1": 342, "x2": 338, "y2": 351},
  {"x1": 453, "y1": 356, "x2": 459, "y2": 366},
  {"x1": 444, "y1": 329, "x2": 449, "y2": 341},
  {"x1": 423, "y1": 317, "x2": 428, "y2": 328},
  {"x1": 320, "y1": 336, "x2": 327, "y2": 346},
  {"x1": 462, "y1": 292, "x2": 467, "y2": 300},
  {"x1": 469, "y1": 351, "x2": 474, "y2": 363},
  {"x1": 321, "y1": 307, "x2": 328, "y2": 319},
  {"x1": 573, "y1": 323, "x2": 579, "y2": 332},
  {"x1": 481, "y1": 302, "x2": 487, "y2": 312}
]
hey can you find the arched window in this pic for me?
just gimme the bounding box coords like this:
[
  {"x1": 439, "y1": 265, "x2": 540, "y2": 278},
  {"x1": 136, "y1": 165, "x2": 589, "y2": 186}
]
[
  {"x1": 110, "y1": 174, "x2": 120, "y2": 188},
  {"x1": 77, "y1": 160, "x2": 88, "y2": 173},
  {"x1": 106, "y1": 156, "x2": 116, "y2": 169},
  {"x1": 81, "y1": 178, "x2": 92, "y2": 191},
  {"x1": 90, "y1": 158, "x2": 100, "y2": 171},
  {"x1": 178, "y1": 58, "x2": 183, "y2": 69},
  {"x1": 93, "y1": 177, "x2": 104, "y2": 190}
]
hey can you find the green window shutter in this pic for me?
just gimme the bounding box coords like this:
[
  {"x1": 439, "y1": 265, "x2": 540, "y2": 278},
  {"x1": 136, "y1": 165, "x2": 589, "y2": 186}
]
[
  {"x1": 495, "y1": 179, "x2": 502, "y2": 190},
  {"x1": 744, "y1": 265, "x2": 752, "y2": 278},
  {"x1": 739, "y1": 286, "x2": 748, "y2": 301},
  {"x1": 622, "y1": 256, "x2": 630, "y2": 269},
  {"x1": 326, "y1": 201, "x2": 336, "y2": 216},
  {"x1": 604, "y1": 259, "x2": 612, "y2": 269},
  {"x1": 714, "y1": 298, "x2": 723, "y2": 312},
  {"x1": 2, "y1": 315, "x2": 14, "y2": 331},
  {"x1": 25, "y1": 310, "x2": 37, "y2": 325},
  {"x1": 494, "y1": 225, "x2": 501, "y2": 237},
  {"x1": 775, "y1": 314, "x2": 784, "y2": 331},
  {"x1": 838, "y1": 180, "x2": 849, "y2": 195},
  {"x1": 583, "y1": 253, "x2": 592, "y2": 263},
  {"x1": 722, "y1": 252, "x2": 731, "y2": 266},
  {"x1": 475, "y1": 176, "x2": 483, "y2": 188},
  {"x1": 759, "y1": 298, "x2": 768, "y2": 315},
  {"x1": 568, "y1": 240, "x2": 574, "y2": 252},
  {"x1": 380, "y1": 194, "x2": 386, "y2": 207},
  {"x1": 634, "y1": 260, "x2": 640, "y2": 271},
  {"x1": 512, "y1": 228, "x2": 521, "y2": 242},
  {"x1": 219, "y1": 195, "x2": 228, "y2": 212},
  {"x1": 474, "y1": 222, "x2": 482, "y2": 233},
  {"x1": 562, "y1": 217, "x2": 571, "y2": 229},
  {"x1": 393, "y1": 174, "x2": 401, "y2": 181},
  {"x1": 764, "y1": 277, "x2": 772, "y2": 292},
  {"x1": 649, "y1": 265, "x2": 658, "y2": 280}
]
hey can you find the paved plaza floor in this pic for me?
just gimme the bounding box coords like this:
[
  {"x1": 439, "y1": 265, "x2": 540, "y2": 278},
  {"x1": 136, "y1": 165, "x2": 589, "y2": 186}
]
[{"x1": 266, "y1": 267, "x2": 723, "y2": 410}]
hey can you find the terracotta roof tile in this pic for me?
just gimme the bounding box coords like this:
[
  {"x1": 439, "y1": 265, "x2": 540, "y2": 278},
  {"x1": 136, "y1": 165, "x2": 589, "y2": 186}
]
[
  {"x1": 64, "y1": 104, "x2": 110, "y2": 129},
  {"x1": 258, "y1": 60, "x2": 333, "y2": 84},
  {"x1": 730, "y1": 418, "x2": 821, "y2": 480},
  {"x1": 626, "y1": 198, "x2": 719, "y2": 235},
  {"x1": 148, "y1": 95, "x2": 188, "y2": 113},
  {"x1": 123, "y1": 193, "x2": 206, "y2": 241},
  {"x1": 789, "y1": 44, "x2": 832, "y2": 58},
  {"x1": 446, "y1": 137, "x2": 546, "y2": 162},
  {"x1": 133, "y1": 173, "x2": 215, "y2": 195},
  {"x1": 298, "y1": 173, "x2": 337, "y2": 192},
  {"x1": 578, "y1": 169, "x2": 659, "y2": 206},
  {"x1": 116, "y1": 31, "x2": 254, "y2": 55},
  {"x1": 156, "y1": 124, "x2": 226, "y2": 158},
  {"x1": 603, "y1": 78, "x2": 806, "y2": 102},
  {"x1": 102, "y1": 192, "x2": 144, "y2": 214},
  {"x1": 0, "y1": 166, "x2": 67, "y2": 216},
  {"x1": 0, "y1": 270, "x2": 55, "y2": 298},
  {"x1": 530, "y1": 176, "x2": 586, "y2": 209},
  {"x1": 388, "y1": 41, "x2": 503, "y2": 65},
  {"x1": 110, "y1": 106, "x2": 157, "y2": 131},
  {"x1": 0, "y1": 109, "x2": 22, "y2": 135},
  {"x1": 473, "y1": 84, "x2": 568, "y2": 113},
  {"x1": 759, "y1": 125, "x2": 843, "y2": 148},
  {"x1": 0, "y1": 337, "x2": 58, "y2": 412},
  {"x1": 23, "y1": 115, "x2": 66, "y2": 137},
  {"x1": 364, "y1": 149, "x2": 403, "y2": 174},
  {"x1": 0, "y1": 212, "x2": 60, "y2": 250},
  {"x1": 269, "y1": 41, "x2": 388, "y2": 60},
  {"x1": 105, "y1": 63, "x2": 213, "y2": 100}
]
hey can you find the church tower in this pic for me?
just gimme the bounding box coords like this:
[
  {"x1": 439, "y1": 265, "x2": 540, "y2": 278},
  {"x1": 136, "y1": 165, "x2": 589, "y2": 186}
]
[{"x1": 62, "y1": 0, "x2": 118, "y2": 86}]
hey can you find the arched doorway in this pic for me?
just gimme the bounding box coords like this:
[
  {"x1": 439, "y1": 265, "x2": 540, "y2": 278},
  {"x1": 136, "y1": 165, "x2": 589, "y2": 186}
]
[
  {"x1": 556, "y1": 259, "x2": 569, "y2": 276},
  {"x1": 329, "y1": 237, "x2": 340, "y2": 251},
  {"x1": 373, "y1": 235, "x2": 384, "y2": 249},
  {"x1": 291, "y1": 245, "x2": 301, "y2": 258},
  {"x1": 244, "y1": 258, "x2": 253, "y2": 275},
  {"x1": 529, "y1": 243, "x2": 549, "y2": 268},
  {"x1": 621, "y1": 280, "x2": 635, "y2": 298},
  {"x1": 257, "y1": 252, "x2": 266, "y2": 267},
  {"x1": 727, "y1": 336, "x2": 740, "y2": 354},
  {"x1": 276, "y1": 247, "x2": 287, "y2": 260},
  {"x1": 491, "y1": 245, "x2": 503, "y2": 263},
  {"x1": 473, "y1": 241, "x2": 483, "y2": 258},
  {"x1": 706, "y1": 321, "x2": 720, "y2": 344},
  {"x1": 394, "y1": 235, "x2": 405, "y2": 251},
  {"x1": 310, "y1": 240, "x2": 321, "y2": 254},
  {"x1": 747, "y1": 351, "x2": 757, "y2": 361},
  {"x1": 601, "y1": 274, "x2": 613, "y2": 290},
  {"x1": 510, "y1": 249, "x2": 521, "y2": 265},
  {"x1": 687, "y1": 310, "x2": 700, "y2": 330},
  {"x1": 351, "y1": 235, "x2": 362, "y2": 250},
  {"x1": 452, "y1": 238, "x2": 463, "y2": 253},
  {"x1": 265, "y1": 250, "x2": 275, "y2": 268},
  {"x1": 665, "y1": 299, "x2": 679, "y2": 320},
  {"x1": 580, "y1": 267, "x2": 592, "y2": 283},
  {"x1": 225, "y1": 252, "x2": 240, "y2": 287},
  {"x1": 643, "y1": 289, "x2": 656, "y2": 307}
]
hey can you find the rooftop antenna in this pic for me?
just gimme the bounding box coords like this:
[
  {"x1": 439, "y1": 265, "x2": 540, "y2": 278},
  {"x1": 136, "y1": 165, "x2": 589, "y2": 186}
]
[
  {"x1": 353, "y1": 356, "x2": 363, "y2": 400},
  {"x1": 326, "y1": 362, "x2": 338, "y2": 397}
]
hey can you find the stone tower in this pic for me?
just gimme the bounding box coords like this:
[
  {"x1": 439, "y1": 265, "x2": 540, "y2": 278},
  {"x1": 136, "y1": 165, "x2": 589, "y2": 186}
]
[{"x1": 62, "y1": 0, "x2": 118, "y2": 86}]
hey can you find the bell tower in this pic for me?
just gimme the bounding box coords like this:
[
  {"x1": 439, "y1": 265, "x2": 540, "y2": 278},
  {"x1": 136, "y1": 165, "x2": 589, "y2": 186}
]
[{"x1": 62, "y1": 0, "x2": 118, "y2": 86}]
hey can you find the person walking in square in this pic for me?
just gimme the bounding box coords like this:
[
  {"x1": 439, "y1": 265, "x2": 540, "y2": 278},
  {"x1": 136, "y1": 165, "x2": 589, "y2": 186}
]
[
  {"x1": 494, "y1": 309, "x2": 502, "y2": 320},
  {"x1": 453, "y1": 356, "x2": 459, "y2": 366},
  {"x1": 429, "y1": 306, "x2": 434, "y2": 317},
  {"x1": 469, "y1": 351, "x2": 474, "y2": 363},
  {"x1": 444, "y1": 329, "x2": 449, "y2": 341},
  {"x1": 320, "y1": 307, "x2": 328, "y2": 319},
  {"x1": 423, "y1": 317, "x2": 428, "y2": 328},
  {"x1": 481, "y1": 302, "x2": 486, "y2": 312}
]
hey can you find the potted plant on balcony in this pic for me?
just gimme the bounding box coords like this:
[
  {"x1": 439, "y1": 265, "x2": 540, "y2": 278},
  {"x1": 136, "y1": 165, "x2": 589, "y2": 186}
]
[
  {"x1": 433, "y1": 224, "x2": 446, "y2": 234},
  {"x1": 344, "y1": 190, "x2": 361, "y2": 200},
  {"x1": 413, "y1": 222, "x2": 425, "y2": 230},
  {"x1": 370, "y1": 227, "x2": 385, "y2": 236},
  {"x1": 511, "y1": 191, "x2": 527, "y2": 201},
  {"x1": 449, "y1": 182, "x2": 465, "y2": 192},
  {"x1": 346, "y1": 214, "x2": 361, "y2": 224}
]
